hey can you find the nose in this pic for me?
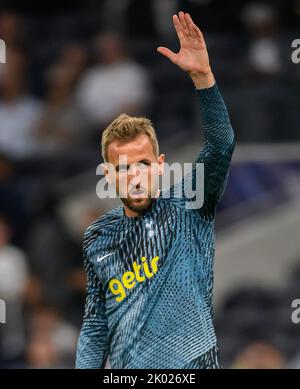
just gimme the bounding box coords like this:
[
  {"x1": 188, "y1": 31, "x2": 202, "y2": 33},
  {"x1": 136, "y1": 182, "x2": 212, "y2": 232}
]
[{"x1": 129, "y1": 175, "x2": 142, "y2": 188}]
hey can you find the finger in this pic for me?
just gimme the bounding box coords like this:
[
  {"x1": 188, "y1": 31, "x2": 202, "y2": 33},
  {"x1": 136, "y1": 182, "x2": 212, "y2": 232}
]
[
  {"x1": 192, "y1": 24, "x2": 204, "y2": 42},
  {"x1": 178, "y1": 11, "x2": 190, "y2": 37},
  {"x1": 185, "y1": 12, "x2": 204, "y2": 40},
  {"x1": 185, "y1": 13, "x2": 195, "y2": 37},
  {"x1": 173, "y1": 14, "x2": 184, "y2": 42},
  {"x1": 157, "y1": 47, "x2": 177, "y2": 63}
]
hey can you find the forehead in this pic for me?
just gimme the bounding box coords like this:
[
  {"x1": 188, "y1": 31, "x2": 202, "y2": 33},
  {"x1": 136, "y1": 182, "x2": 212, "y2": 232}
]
[{"x1": 107, "y1": 134, "x2": 155, "y2": 165}]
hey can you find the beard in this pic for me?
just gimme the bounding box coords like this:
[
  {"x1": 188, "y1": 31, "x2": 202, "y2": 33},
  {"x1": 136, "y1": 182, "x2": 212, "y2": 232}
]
[
  {"x1": 120, "y1": 196, "x2": 154, "y2": 215},
  {"x1": 119, "y1": 180, "x2": 160, "y2": 216}
]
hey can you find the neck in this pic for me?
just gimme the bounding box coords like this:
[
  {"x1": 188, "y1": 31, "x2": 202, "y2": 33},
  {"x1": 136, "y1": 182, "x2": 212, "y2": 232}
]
[
  {"x1": 123, "y1": 204, "x2": 150, "y2": 218},
  {"x1": 124, "y1": 207, "x2": 142, "y2": 218}
]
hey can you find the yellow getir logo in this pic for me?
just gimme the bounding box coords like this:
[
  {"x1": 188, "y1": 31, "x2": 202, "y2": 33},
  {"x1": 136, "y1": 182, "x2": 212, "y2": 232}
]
[{"x1": 109, "y1": 256, "x2": 159, "y2": 302}]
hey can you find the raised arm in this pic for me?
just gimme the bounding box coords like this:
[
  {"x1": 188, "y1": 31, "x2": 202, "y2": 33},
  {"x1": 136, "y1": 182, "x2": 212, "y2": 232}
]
[
  {"x1": 158, "y1": 12, "x2": 235, "y2": 218},
  {"x1": 195, "y1": 83, "x2": 235, "y2": 218},
  {"x1": 75, "y1": 231, "x2": 109, "y2": 369}
]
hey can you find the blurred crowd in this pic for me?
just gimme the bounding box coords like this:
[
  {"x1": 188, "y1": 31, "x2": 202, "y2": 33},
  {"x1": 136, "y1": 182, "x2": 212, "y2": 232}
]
[
  {"x1": 215, "y1": 264, "x2": 300, "y2": 369},
  {"x1": 0, "y1": 0, "x2": 300, "y2": 368}
]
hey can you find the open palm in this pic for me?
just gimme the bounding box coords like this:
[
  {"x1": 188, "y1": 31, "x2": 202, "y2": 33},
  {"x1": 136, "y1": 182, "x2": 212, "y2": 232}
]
[{"x1": 157, "y1": 12, "x2": 211, "y2": 76}]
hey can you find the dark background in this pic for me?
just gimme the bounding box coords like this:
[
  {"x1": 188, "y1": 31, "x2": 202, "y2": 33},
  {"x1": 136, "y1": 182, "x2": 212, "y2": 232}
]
[{"x1": 0, "y1": 0, "x2": 300, "y2": 369}]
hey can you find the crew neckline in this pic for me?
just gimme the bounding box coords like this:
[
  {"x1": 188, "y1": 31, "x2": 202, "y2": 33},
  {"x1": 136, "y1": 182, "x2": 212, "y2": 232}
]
[{"x1": 120, "y1": 192, "x2": 162, "y2": 223}]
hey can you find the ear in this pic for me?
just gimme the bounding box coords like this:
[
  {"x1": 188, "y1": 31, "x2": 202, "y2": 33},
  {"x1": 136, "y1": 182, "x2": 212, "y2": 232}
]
[{"x1": 158, "y1": 154, "x2": 165, "y2": 176}]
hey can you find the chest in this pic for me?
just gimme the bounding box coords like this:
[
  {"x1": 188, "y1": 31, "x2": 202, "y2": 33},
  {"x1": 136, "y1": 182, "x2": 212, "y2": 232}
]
[{"x1": 87, "y1": 206, "x2": 211, "y2": 302}]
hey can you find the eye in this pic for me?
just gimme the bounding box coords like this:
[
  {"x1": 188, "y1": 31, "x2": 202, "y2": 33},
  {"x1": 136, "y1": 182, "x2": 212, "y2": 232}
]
[{"x1": 138, "y1": 161, "x2": 150, "y2": 168}]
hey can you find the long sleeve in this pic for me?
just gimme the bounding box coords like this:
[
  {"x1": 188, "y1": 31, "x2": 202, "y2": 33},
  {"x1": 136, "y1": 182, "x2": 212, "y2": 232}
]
[
  {"x1": 195, "y1": 83, "x2": 235, "y2": 219},
  {"x1": 75, "y1": 235, "x2": 109, "y2": 369},
  {"x1": 166, "y1": 83, "x2": 235, "y2": 219}
]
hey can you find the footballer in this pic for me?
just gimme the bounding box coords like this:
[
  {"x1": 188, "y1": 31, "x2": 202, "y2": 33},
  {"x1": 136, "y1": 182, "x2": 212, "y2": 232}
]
[{"x1": 76, "y1": 11, "x2": 235, "y2": 369}]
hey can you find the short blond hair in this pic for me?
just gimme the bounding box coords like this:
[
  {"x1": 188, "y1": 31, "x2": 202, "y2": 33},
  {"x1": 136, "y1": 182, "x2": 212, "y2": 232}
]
[{"x1": 101, "y1": 113, "x2": 159, "y2": 162}]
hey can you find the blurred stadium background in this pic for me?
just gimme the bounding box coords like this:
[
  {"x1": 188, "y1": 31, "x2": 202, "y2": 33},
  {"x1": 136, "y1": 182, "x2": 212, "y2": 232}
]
[{"x1": 0, "y1": 0, "x2": 300, "y2": 369}]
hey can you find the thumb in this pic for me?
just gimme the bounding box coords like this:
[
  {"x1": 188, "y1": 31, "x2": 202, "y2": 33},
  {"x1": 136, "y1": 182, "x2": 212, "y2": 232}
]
[{"x1": 157, "y1": 47, "x2": 177, "y2": 63}]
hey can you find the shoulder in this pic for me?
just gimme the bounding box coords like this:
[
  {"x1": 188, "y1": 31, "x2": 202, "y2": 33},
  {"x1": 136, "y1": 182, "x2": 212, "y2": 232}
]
[{"x1": 83, "y1": 206, "x2": 123, "y2": 250}]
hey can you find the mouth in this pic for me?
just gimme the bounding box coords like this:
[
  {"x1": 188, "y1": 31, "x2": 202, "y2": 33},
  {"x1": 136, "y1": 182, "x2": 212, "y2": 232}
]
[{"x1": 129, "y1": 189, "x2": 147, "y2": 199}]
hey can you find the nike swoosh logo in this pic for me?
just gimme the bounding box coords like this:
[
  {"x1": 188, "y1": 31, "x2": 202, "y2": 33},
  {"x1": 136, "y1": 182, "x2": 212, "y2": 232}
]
[{"x1": 97, "y1": 253, "x2": 114, "y2": 263}]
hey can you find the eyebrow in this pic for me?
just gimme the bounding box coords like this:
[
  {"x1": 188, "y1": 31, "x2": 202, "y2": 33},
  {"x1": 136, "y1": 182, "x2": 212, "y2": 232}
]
[{"x1": 115, "y1": 159, "x2": 151, "y2": 171}]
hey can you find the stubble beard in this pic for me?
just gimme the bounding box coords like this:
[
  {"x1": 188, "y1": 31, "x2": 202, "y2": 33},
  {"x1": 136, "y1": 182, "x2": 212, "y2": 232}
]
[{"x1": 121, "y1": 196, "x2": 154, "y2": 215}]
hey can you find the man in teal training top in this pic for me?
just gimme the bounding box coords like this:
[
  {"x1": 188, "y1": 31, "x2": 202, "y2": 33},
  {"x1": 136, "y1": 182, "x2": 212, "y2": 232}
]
[{"x1": 76, "y1": 11, "x2": 235, "y2": 369}]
